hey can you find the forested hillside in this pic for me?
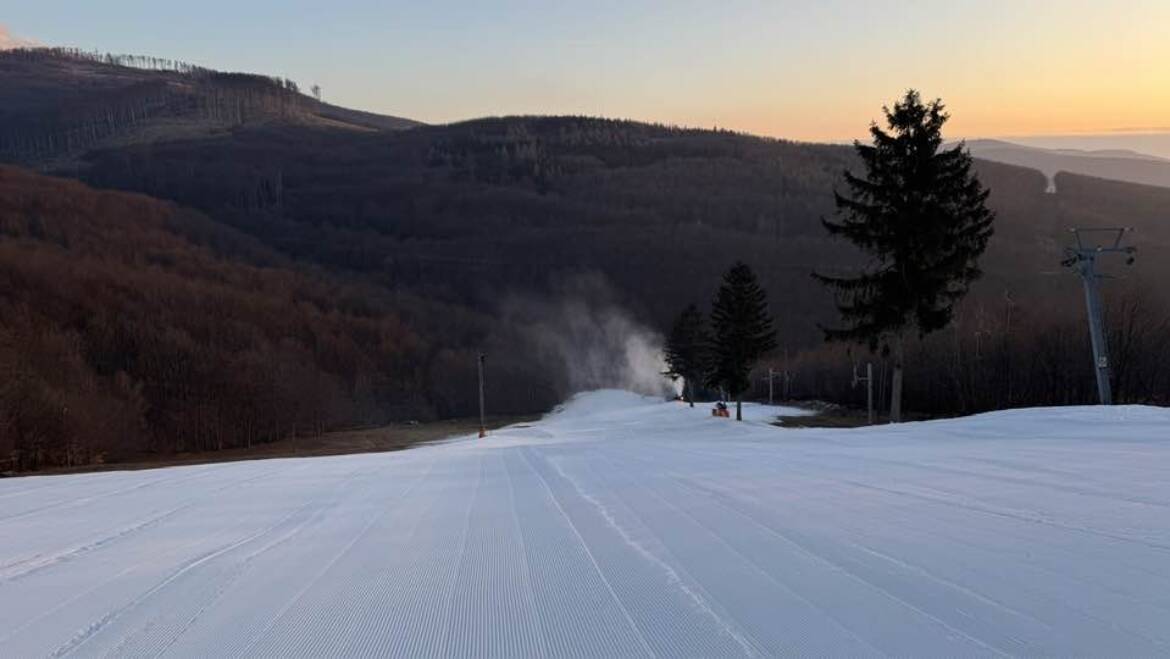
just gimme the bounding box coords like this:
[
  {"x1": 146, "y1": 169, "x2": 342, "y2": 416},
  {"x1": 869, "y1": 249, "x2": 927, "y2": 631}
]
[
  {"x1": 0, "y1": 167, "x2": 563, "y2": 470},
  {"x1": 72, "y1": 114, "x2": 1170, "y2": 416},
  {"x1": 2, "y1": 50, "x2": 1168, "y2": 470},
  {"x1": 0, "y1": 48, "x2": 418, "y2": 167},
  {"x1": 75, "y1": 114, "x2": 1170, "y2": 336}
]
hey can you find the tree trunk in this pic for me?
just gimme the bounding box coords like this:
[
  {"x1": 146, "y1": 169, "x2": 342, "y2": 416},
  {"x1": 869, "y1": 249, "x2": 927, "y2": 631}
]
[
  {"x1": 890, "y1": 336, "x2": 905, "y2": 423},
  {"x1": 687, "y1": 380, "x2": 695, "y2": 408},
  {"x1": 736, "y1": 396, "x2": 742, "y2": 421}
]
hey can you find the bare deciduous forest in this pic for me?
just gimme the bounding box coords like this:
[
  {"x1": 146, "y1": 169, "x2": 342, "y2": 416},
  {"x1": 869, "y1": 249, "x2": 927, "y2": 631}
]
[{"x1": 0, "y1": 167, "x2": 562, "y2": 470}]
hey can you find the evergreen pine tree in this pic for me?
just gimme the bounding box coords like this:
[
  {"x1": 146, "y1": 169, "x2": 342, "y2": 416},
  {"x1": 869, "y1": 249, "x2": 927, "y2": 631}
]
[
  {"x1": 663, "y1": 304, "x2": 709, "y2": 407},
  {"x1": 815, "y1": 90, "x2": 995, "y2": 422},
  {"x1": 708, "y1": 262, "x2": 777, "y2": 421}
]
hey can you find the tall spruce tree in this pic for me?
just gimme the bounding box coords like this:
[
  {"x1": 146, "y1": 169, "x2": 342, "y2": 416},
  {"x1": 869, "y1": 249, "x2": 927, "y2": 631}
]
[
  {"x1": 815, "y1": 90, "x2": 995, "y2": 422},
  {"x1": 663, "y1": 304, "x2": 709, "y2": 407},
  {"x1": 708, "y1": 262, "x2": 777, "y2": 421}
]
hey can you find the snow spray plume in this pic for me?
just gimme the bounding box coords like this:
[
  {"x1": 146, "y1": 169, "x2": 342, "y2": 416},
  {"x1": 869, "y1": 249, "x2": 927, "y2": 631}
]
[{"x1": 499, "y1": 277, "x2": 677, "y2": 399}]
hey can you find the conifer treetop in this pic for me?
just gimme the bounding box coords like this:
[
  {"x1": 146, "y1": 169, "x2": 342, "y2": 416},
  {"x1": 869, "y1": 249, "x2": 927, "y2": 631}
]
[{"x1": 816, "y1": 90, "x2": 995, "y2": 354}]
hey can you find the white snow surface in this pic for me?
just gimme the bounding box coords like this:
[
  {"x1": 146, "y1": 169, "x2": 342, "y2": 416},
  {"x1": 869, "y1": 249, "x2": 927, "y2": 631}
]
[{"x1": 3, "y1": 390, "x2": 1170, "y2": 657}]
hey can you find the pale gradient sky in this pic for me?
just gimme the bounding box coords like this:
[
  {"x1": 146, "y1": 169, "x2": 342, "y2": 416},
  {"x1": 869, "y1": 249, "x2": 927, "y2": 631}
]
[{"x1": 4, "y1": 1, "x2": 1169, "y2": 143}]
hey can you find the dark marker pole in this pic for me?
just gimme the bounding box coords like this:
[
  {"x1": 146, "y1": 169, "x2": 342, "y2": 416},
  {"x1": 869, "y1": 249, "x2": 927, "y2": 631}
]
[
  {"x1": 853, "y1": 361, "x2": 874, "y2": 425},
  {"x1": 478, "y1": 353, "x2": 487, "y2": 438}
]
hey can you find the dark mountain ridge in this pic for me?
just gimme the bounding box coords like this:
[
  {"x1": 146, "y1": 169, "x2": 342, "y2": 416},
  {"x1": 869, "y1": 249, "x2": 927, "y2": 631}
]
[
  {"x1": 73, "y1": 115, "x2": 1170, "y2": 329},
  {"x1": 0, "y1": 48, "x2": 419, "y2": 167},
  {"x1": 965, "y1": 138, "x2": 1170, "y2": 191}
]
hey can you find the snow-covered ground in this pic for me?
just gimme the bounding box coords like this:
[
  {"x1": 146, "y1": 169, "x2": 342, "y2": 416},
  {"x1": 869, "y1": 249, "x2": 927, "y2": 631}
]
[{"x1": 3, "y1": 391, "x2": 1170, "y2": 657}]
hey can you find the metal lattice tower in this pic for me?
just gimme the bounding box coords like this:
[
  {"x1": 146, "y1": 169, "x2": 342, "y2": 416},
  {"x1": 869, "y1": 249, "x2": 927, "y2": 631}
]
[{"x1": 1061, "y1": 228, "x2": 1137, "y2": 405}]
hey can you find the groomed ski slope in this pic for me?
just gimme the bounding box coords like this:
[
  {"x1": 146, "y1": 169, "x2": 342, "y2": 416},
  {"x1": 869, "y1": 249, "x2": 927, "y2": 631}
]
[{"x1": 3, "y1": 391, "x2": 1170, "y2": 657}]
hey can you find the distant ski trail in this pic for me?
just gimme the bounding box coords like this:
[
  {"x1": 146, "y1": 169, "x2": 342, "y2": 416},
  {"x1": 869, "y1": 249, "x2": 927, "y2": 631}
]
[{"x1": 2, "y1": 391, "x2": 1169, "y2": 656}]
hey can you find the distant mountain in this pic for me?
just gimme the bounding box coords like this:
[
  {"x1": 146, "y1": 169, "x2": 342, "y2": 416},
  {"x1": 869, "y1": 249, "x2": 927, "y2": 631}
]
[
  {"x1": 963, "y1": 138, "x2": 1170, "y2": 191},
  {"x1": 1010, "y1": 133, "x2": 1170, "y2": 161},
  {"x1": 1045, "y1": 147, "x2": 1167, "y2": 161},
  {"x1": 0, "y1": 48, "x2": 420, "y2": 167}
]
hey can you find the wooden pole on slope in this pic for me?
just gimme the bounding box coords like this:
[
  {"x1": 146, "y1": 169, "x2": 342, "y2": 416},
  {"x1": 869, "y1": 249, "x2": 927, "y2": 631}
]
[
  {"x1": 866, "y1": 363, "x2": 874, "y2": 426},
  {"x1": 478, "y1": 353, "x2": 487, "y2": 438},
  {"x1": 853, "y1": 361, "x2": 875, "y2": 425}
]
